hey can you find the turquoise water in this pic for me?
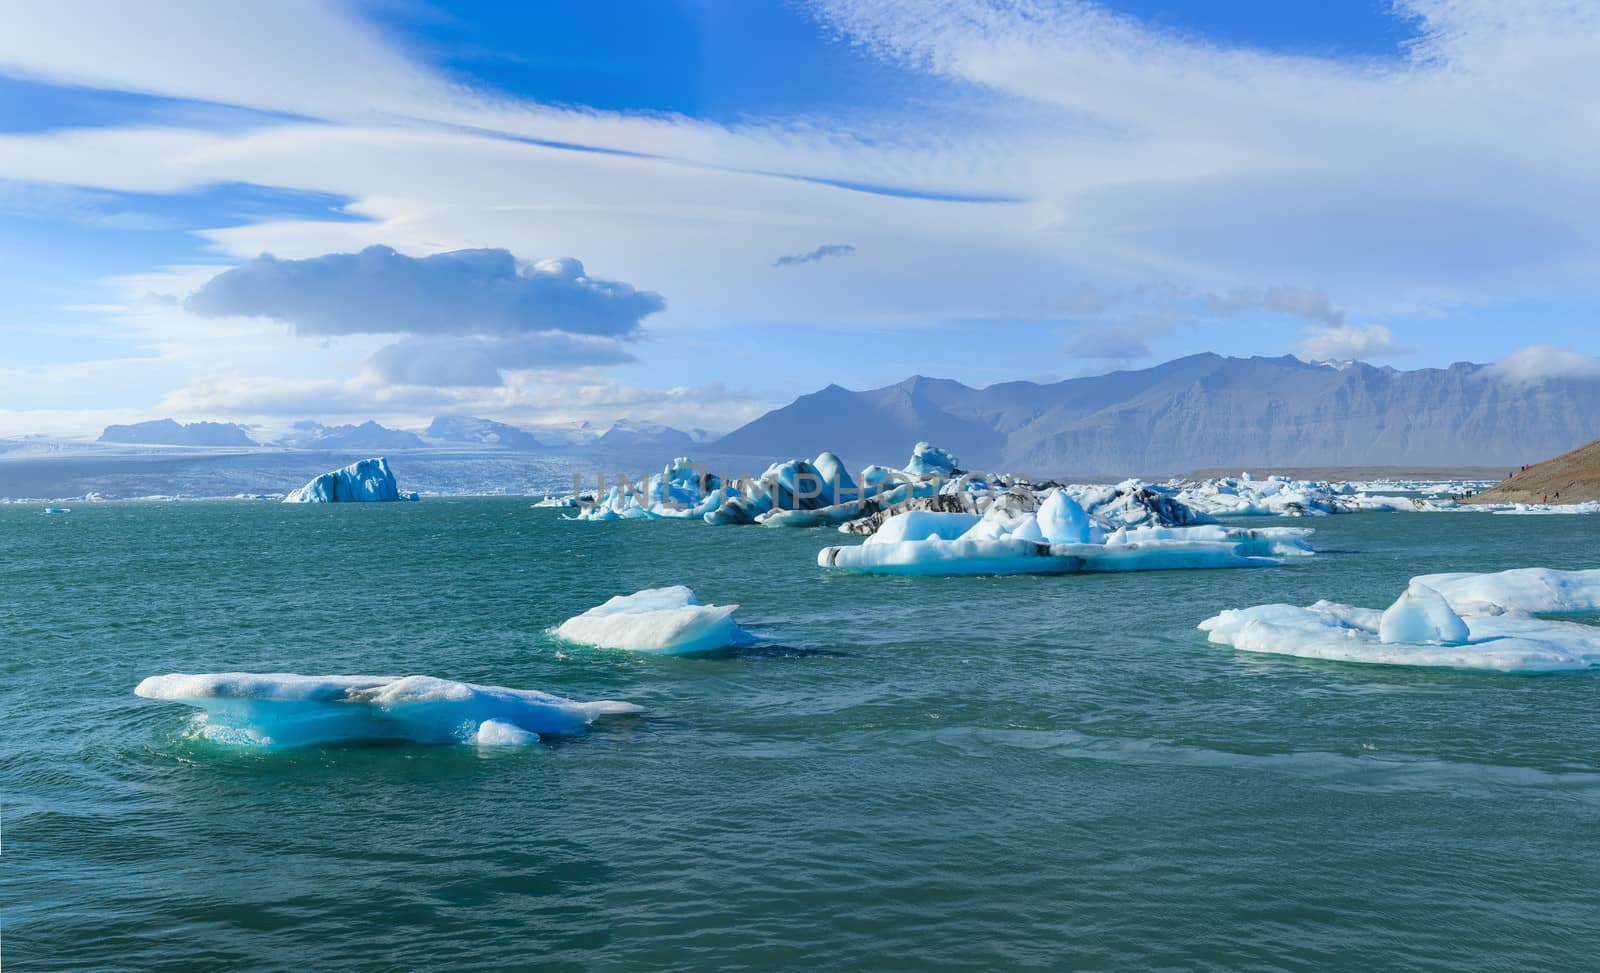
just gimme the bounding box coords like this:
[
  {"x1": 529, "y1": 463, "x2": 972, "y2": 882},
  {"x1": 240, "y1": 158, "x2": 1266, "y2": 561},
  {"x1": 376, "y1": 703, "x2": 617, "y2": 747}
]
[{"x1": 4, "y1": 500, "x2": 1599, "y2": 971}]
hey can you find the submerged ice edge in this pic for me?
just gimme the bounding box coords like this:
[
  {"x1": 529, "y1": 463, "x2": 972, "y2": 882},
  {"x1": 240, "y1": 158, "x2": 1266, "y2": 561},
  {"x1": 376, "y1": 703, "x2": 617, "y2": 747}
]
[{"x1": 135, "y1": 673, "x2": 642, "y2": 749}]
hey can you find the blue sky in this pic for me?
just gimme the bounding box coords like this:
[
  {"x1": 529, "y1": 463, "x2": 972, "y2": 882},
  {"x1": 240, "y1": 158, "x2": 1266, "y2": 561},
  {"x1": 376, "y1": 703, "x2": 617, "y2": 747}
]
[{"x1": 2, "y1": 0, "x2": 1598, "y2": 437}]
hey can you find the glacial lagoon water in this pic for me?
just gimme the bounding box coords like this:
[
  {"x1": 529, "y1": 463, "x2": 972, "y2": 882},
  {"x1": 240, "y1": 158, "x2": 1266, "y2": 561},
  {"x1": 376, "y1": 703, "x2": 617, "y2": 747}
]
[{"x1": 4, "y1": 499, "x2": 1599, "y2": 970}]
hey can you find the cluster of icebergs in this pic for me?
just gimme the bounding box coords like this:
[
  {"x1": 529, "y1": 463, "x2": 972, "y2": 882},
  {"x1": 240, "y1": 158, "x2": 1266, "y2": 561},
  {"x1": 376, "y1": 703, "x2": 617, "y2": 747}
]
[
  {"x1": 568, "y1": 442, "x2": 968, "y2": 528},
  {"x1": 562, "y1": 442, "x2": 1237, "y2": 536},
  {"x1": 1170, "y1": 473, "x2": 1446, "y2": 517},
  {"x1": 137, "y1": 562, "x2": 1600, "y2": 752},
  {"x1": 1201, "y1": 568, "x2": 1600, "y2": 672},
  {"x1": 555, "y1": 442, "x2": 1600, "y2": 533}
]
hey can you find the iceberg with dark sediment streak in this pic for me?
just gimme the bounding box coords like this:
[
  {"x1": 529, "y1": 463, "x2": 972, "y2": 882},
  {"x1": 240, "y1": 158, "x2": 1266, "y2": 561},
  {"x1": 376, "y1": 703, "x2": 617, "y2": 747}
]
[
  {"x1": 283, "y1": 457, "x2": 418, "y2": 503},
  {"x1": 1200, "y1": 568, "x2": 1600, "y2": 672},
  {"x1": 134, "y1": 673, "x2": 641, "y2": 747},
  {"x1": 563, "y1": 444, "x2": 1213, "y2": 532},
  {"x1": 554, "y1": 586, "x2": 748, "y2": 654}
]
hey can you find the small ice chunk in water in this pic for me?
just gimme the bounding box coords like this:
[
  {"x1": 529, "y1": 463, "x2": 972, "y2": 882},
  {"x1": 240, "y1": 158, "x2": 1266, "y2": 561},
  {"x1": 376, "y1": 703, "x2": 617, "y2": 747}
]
[
  {"x1": 1378, "y1": 583, "x2": 1470, "y2": 644},
  {"x1": 554, "y1": 585, "x2": 748, "y2": 654},
  {"x1": 474, "y1": 719, "x2": 541, "y2": 746}
]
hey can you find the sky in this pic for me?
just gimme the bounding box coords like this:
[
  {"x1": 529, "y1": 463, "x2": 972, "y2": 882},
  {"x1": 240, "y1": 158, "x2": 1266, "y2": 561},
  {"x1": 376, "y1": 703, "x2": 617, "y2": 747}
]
[{"x1": 2, "y1": 0, "x2": 1599, "y2": 439}]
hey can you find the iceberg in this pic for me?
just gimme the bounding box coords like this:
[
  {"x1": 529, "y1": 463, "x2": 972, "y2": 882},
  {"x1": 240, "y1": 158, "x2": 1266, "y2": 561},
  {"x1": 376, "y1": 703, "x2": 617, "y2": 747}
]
[
  {"x1": 1200, "y1": 569, "x2": 1600, "y2": 672},
  {"x1": 134, "y1": 673, "x2": 642, "y2": 748},
  {"x1": 818, "y1": 496, "x2": 1312, "y2": 576},
  {"x1": 569, "y1": 449, "x2": 932, "y2": 526},
  {"x1": 283, "y1": 457, "x2": 419, "y2": 503},
  {"x1": 554, "y1": 586, "x2": 749, "y2": 654},
  {"x1": 902, "y1": 441, "x2": 960, "y2": 476}
]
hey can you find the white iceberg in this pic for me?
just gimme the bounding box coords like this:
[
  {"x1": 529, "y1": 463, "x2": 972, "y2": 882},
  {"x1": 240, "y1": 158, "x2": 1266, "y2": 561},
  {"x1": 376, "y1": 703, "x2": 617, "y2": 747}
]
[
  {"x1": 134, "y1": 673, "x2": 641, "y2": 748},
  {"x1": 818, "y1": 493, "x2": 1313, "y2": 576},
  {"x1": 1200, "y1": 568, "x2": 1600, "y2": 672},
  {"x1": 283, "y1": 457, "x2": 418, "y2": 503},
  {"x1": 553, "y1": 586, "x2": 748, "y2": 655}
]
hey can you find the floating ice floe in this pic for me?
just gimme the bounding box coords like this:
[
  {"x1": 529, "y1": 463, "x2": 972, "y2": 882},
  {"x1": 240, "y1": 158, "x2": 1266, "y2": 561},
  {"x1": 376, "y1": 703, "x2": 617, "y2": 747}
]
[
  {"x1": 531, "y1": 494, "x2": 582, "y2": 508},
  {"x1": 1171, "y1": 473, "x2": 1446, "y2": 517},
  {"x1": 817, "y1": 490, "x2": 1313, "y2": 576},
  {"x1": 284, "y1": 457, "x2": 420, "y2": 503},
  {"x1": 553, "y1": 586, "x2": 748, "y2": 654},
  {"x1": 1491, "y1": 501, "x2": 1600, "y2": 515},
  {"x1": 1199, "y1": 568, "x2": 1600, "y2": 672},
  {"x1": 134, "y1": 673, "x2": 641, "y2": 747}
]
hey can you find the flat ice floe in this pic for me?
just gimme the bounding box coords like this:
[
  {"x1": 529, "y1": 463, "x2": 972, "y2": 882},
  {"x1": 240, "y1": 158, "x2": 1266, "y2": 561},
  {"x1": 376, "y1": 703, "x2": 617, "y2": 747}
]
[
  {"x1": 135, "y1": 673, "x2": 641, "y2": 748},
  {"x1": 1200, "y1": 568, "x2": 1600, "y2": 672},
  {"x1": 553, "y1": 586, "x2": 748, "y2": 654},
  {"x1": 1172, "y1": 473, "x2": 1449, "y2": 517},
  {"x1": 817, "y1": 493, "x2": 1313, "y2": 576}
]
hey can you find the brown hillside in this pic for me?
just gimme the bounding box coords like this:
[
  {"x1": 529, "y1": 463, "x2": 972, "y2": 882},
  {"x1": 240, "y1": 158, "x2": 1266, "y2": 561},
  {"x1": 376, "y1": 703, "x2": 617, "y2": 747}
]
[{"x1": 1466, "y1": 438, "x2": 1600, "y2": 504}]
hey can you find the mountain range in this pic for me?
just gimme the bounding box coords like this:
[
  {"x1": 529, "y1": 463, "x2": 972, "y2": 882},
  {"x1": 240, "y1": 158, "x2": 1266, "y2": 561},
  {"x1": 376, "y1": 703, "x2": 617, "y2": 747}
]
[
  {"x1": 713, "y1": 354, "x2": 1600, "y2": 475},
  {"x1": 88, "y1": 354, "x2": 1600, "y2": 475}
]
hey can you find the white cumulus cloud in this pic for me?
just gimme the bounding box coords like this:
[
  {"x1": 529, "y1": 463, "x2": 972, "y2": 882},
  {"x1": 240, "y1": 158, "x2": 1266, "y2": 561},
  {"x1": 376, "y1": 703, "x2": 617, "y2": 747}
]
[{"x1": 1485, "y1": 345, "x2": 1600, "y2": 383}]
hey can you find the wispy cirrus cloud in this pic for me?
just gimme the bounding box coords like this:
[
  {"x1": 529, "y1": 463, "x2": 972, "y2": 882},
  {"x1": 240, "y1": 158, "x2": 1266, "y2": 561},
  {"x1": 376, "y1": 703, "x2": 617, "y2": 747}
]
[{"x1": 773, "y1": 243, "x2": 855, "y2": 268}]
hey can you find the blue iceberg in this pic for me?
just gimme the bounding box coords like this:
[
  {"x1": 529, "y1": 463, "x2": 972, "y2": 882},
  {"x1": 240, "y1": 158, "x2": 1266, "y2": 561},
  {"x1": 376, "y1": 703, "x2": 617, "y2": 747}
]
[
  {"x1": 134, "y1": 673, "x2": 641, "y2": 747},
  {"x1": 283, "y1": 457, "x2": 418, "y2": 503}
]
